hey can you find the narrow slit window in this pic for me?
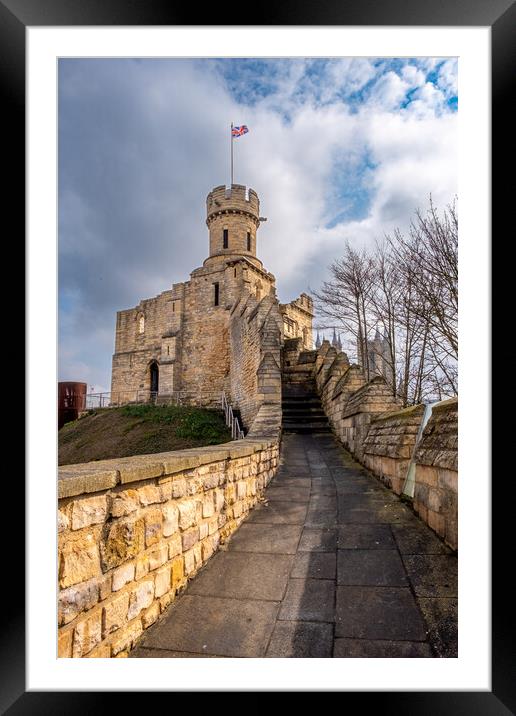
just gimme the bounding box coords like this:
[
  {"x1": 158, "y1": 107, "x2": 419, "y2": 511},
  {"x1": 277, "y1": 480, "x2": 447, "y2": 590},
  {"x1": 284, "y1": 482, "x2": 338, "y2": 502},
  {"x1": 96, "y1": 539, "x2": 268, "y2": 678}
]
[
  {"x1": 223, "y1": 229, "x2": 229, "y2": 249},
  {"x1": 247, "y1": 232, "x2": 251, "y2": 251},
  {"x1": 214, "y1": 282, "x2": 220, "y2": 306}
]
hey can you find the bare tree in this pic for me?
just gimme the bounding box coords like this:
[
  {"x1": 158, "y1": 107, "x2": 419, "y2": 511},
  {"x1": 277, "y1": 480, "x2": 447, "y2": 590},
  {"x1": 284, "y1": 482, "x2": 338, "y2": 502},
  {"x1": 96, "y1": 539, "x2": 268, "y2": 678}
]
[
  {"x1": 311, "y1": 243, "x2": 375, "y2": 379},
  {"x1": 312, "y1": 196, "x2": 458, "y2": 404}
]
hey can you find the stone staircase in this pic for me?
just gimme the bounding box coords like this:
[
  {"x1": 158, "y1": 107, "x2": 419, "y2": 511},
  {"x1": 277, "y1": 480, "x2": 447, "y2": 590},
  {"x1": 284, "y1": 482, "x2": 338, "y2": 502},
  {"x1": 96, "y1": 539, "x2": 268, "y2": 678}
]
[{"x1": 282, "y1": 350, "x2": 331, "y2": 434}]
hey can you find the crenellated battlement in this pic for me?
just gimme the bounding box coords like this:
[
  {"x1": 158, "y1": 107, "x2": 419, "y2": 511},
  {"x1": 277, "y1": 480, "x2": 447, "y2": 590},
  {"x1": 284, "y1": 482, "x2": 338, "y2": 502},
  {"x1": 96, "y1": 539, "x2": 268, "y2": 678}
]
[{"x1": 206, "y1": 184, "x2": 260, "y2": 224}]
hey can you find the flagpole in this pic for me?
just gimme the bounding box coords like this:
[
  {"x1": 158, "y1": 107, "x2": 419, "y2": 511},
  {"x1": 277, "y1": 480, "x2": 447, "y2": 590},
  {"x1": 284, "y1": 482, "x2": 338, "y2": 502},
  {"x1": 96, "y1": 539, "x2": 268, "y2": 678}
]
[{"x1": 230, "y1": 122, "x2": 234, "y2": 187}]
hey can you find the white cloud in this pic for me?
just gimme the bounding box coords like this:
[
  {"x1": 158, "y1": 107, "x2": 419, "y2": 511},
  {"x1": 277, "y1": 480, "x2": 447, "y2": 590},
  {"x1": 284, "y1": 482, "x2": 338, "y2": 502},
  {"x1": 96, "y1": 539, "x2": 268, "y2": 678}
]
[{"x1": 59, "y1": 58, "x2": 458, "y2": 388}]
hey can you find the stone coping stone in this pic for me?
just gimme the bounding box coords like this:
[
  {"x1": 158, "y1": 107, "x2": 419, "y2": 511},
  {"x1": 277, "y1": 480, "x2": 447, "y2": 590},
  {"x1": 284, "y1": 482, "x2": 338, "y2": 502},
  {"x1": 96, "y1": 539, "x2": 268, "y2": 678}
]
[
  {"x1": 58, "y1": 436, "x2": 279, "y2": 499},
  {"x1": 370, "y1": 403, "x2": 426, "y2": 423}
]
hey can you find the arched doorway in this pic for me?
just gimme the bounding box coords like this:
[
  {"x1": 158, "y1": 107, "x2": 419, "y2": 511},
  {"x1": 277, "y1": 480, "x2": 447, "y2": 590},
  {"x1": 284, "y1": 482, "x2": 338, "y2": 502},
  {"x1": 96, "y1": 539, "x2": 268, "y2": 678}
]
[{"x1": 149, "y1": 362, "x2": 159, "y2": 396}]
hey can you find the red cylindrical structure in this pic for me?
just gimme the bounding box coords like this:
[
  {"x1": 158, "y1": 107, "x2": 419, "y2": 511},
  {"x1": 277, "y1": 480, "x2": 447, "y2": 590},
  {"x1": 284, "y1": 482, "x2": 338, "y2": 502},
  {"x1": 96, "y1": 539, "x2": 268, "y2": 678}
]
[{"x1": 58, "y1": 382, "x2": 87, "y2": 429}]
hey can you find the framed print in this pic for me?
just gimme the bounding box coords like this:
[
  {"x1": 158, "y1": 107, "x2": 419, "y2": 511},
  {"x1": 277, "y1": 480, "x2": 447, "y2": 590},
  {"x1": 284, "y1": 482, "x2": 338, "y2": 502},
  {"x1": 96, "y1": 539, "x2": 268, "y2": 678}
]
[{"x1": 6, "y1": 0, "x2": 512, "y2": 710}]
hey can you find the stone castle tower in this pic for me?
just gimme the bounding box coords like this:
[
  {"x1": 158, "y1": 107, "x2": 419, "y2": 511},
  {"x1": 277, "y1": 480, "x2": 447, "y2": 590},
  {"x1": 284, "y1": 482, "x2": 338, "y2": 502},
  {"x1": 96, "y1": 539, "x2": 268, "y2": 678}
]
[
  {"x1": 358, "y1": 328, "x2": 391, "y2": 381},
  {"x1": 111, "y1": 184, "x2": 313, "y2": 409}
]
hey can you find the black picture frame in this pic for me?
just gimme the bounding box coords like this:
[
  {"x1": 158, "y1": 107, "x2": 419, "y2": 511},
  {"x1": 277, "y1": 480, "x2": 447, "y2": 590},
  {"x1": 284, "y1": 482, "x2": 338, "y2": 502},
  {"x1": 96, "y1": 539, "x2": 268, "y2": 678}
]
[{"x1": 7, "y1": 0, "x2": 511, "y2": 710}]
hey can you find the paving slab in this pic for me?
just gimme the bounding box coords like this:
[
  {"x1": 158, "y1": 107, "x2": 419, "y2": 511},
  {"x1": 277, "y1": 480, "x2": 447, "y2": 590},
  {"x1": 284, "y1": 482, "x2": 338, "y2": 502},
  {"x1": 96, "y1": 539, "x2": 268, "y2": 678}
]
[
  {"x1": 227, "y1": 523, "x2": 303, "y2": 554},
  {"x1": 266, "y1": 486, "x2": 311, "y2": 502},
  {"x1": 338, "y1": 524, "x2": 396, "y2": 550},
  {"x1": 131, "y1": 432, "x2": 456, "y2": 659},
  {"x1": 337, "y1": 550, "x2": 408, "y2": 586},
  {"x1": 291, "y1": 552, "x2": 336, "y2": 580},
  {"x1": 298, "y1": 527, "x2": 337, "y2": 553},
  {"x1": 247, "y1": 501, "x2": 308, "y2": 525},
  {"x1": 266, "y1": 621, "x2": 334, "y2": 658},
  {"x1": 336, "y1": 586, "x2": 427, "y2": 641},
  {"x1": 279, "y1": 578, "x2": 335, "y2": 622},
  {"x1": 186, "y1": 551, "x2": 293, "y2": 601},
  {"x1": 138, "y1": 594, "x2": 279, "y2": 657}
]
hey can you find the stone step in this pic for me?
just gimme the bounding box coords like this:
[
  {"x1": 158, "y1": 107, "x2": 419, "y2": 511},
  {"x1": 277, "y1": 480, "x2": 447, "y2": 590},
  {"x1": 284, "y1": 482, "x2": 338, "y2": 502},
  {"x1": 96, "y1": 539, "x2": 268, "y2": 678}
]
[
  {"x1": 282, "y1": 423, "x2": 332, "y2": 434},
  {"x1": 282, "y1": 412, "x2": 328, "y2": 422}
]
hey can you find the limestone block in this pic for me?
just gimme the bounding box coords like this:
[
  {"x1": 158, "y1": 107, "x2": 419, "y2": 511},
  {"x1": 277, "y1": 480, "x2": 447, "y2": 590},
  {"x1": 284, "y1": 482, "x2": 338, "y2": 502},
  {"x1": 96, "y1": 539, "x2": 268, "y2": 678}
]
[
  {"x1": 111, "y1": 562, "x2": 135, "y2": 592},
  {"x1": 208, "y1": 516, "x2": 219, "y2": 536},
  {"x1": 58, "y1": 628, "x2": 73, "y2": 658},
  {"x1": 144, "y1": 509, "x2": 163, "y2": 547},
  {"x1": 427, "y1": 509, "x2": 445, "y2": 537},
  {"x1": 415, "y1": 502, "x2": 428, "y2": 524},
  {"x1": 178, "y1": 499, "x2": 197, "y2": 530},
  {"x1": 110, "y1": 619, "x2": 143, "y2": 657},
  {"x1": 428, "y1": 488, "x2": 444, "y2": 514},
  {"x1": 199, "y1": 521, "x2": 209, "y2": 539},
  {"x1": 187, "y1": 476, "x2": 204, "y2": 497},
  {"x1": 203, "y1": 473, "x2": 219, "y2": 490},
  {"x1": 110, "y1": 489, "x2": 139, "y2": 518},
  {"x1": 59, "y1": 531, "x2": 100, "y2": 588},
  {"x1": 127, "y1": 579, "x2": 155, "y2": 620},
  {"x1": 58, "y1": 578, "x2": 99, "y2": 625},
  {"x1": 58, "y1": 510, "x2": 69, "y2": 533},
  {"x1": 159, "y1": 482, "x2": 172, "y2": 502},
  {"x1": 171, "y1": 556, "x2": 184, "y2": 588},
  {"x1": 415, "y1": 464, "x2": 439, "y2": 487},
  {"x1": 168, "y1": 533, "x2": 182, "y2": 559},
  {"x1": 236, "y1": 481, "x2": 247, "y2": 499},
  {"x1": 202, "y1": 493, "x2": 215, "y2": 518},
  {"x1": 154, "y1": 565, "x2": 171, "y2": 598},
  {"x1": 201, "y1": 538, "x2": 214, "y2": 562},
  {"x1": 193, "y1": 542, "x2": 203, "y2": 569},
  {"x1": 135, "y1": 554, "x2": 150, "y2": 581},
  {"x1": 162, "y1": 503, "x2": 179, "y2": 536},
  {"x1": 183, "y1": 549, "x2": 195, "y2": 576},
  {"x1": 171, "y1": 477, "x2": 187, "y2": 499},
  {"x1": 72, "y1": 610, "x2": 102, "y2": 657},
  {"x1": 142, "y1": 602, "x2": 160, "y2": 629},
  {"x1": 102, "y1": 592, "x2": 129, "y2": 637},
  {"x1": 138, "y1": 485, "x2": 162, "y2": 506},
  {"x1": 148, "y1": 544, "x2": 169, "y2": 571},
  {"x1": 438, "y1": 468, "x2": 458, "y2": 493},
  {"x1": 100, "y1": 518, "x2": 145, "y2": 571},
  {"x1": 214, "y1": 489, "x2": 225, "y2": 512},
  {"x1": 98, "y1": 574, "x2": 112, "y2": 601},
  {"x1": 70, "y1": 495, "x2": 108, "y2": 531},
  {"x1": 85, "y1": 643, "x2": 111, "y2": 658},
  {"x1": 225, "y1": 484, "x2": 236, "y2": 505},
  {"x1": 181, "y1": 526, "x2": 199, "y2": 551}
]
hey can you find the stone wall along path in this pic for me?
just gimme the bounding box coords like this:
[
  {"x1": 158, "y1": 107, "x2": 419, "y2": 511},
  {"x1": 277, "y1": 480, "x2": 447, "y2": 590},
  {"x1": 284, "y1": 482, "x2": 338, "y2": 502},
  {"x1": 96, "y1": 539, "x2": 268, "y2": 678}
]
[{"x1": 131, "y1": 433, "x2": 457, "y2": 658}]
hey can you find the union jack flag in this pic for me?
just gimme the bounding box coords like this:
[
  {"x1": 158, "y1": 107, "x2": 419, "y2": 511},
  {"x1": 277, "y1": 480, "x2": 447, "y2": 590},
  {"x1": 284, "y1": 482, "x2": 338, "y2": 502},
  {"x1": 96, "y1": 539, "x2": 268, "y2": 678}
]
[{"x1": 232, "y1": 125, "x2": 249, "y2": 137}]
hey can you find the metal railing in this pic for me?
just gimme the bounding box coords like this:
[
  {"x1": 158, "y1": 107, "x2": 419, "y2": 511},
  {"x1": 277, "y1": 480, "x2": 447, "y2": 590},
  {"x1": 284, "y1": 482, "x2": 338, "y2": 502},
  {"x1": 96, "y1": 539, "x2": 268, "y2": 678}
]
[
  {"x1": 221, "y1": 392, "x2": 245, "y2": 440},
  {"x1": 84, "y1": 390, "x2": 185, "y2": 409}
]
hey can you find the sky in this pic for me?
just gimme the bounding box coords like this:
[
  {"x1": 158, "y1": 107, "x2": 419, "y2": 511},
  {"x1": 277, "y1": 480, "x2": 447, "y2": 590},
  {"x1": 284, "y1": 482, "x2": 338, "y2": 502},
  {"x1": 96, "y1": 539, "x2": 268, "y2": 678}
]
[{"x1": 58, "y1": 57, "x2": 458, "y2": 392}]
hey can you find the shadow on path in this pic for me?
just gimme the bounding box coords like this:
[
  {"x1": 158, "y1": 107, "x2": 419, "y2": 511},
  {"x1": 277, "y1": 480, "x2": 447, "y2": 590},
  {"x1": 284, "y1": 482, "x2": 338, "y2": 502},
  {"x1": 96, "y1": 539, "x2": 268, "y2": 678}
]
[{"x1": 131, "y1": 433, "x2": 457, "y2": 658}]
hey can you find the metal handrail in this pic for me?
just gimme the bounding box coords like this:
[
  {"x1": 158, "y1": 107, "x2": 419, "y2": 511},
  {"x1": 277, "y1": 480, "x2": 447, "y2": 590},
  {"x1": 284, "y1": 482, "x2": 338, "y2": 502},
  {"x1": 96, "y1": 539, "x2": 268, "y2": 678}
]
[
  {"x1": 221, "y1": 392, "x2": 245, "y2": 440},
  {"x1": 85, "y1": 390, "x2": 186, "y2": 409}
]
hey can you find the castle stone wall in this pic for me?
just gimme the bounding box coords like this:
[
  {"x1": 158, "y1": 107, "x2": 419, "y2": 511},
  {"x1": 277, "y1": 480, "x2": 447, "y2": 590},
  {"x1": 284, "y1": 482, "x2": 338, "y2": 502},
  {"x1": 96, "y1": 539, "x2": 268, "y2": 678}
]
[
  {"x1": 308, "y1": 342, "x2": 458, "y2": 550},
  {"x1": 57, "y1": 427, "x2": 281, "y2": 658},
  {"x1": 110, "y1": 185, "x2": 289, "y2": 410},
  {"x1": 280, "y1": 293, "x2": 314, "y2": 349}
]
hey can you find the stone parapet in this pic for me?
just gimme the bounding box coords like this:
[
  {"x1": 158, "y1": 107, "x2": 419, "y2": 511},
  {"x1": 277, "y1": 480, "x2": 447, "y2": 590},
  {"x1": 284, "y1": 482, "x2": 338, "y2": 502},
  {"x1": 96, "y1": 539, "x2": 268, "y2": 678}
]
[
  {"x1": 307, "y1": 342, "x2": 458, "y2": 551},
  {"x1": 58, "y1": 424, "x2": 280, "y2": 658}
]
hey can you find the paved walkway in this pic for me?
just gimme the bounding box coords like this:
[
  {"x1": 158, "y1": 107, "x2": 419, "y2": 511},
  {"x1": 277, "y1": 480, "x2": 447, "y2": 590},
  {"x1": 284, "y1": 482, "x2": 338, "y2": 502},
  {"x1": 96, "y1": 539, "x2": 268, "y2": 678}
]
[{"x1": 132, "y1": 433, "x2": 458, "y2": 658}]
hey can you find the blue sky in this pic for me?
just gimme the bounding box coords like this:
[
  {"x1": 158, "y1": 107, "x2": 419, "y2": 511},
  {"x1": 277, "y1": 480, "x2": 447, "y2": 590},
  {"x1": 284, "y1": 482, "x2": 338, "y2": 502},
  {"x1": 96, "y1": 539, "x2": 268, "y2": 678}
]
[{"x1": 58, "y1": 57, "x2": 457, "y2": 391}]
